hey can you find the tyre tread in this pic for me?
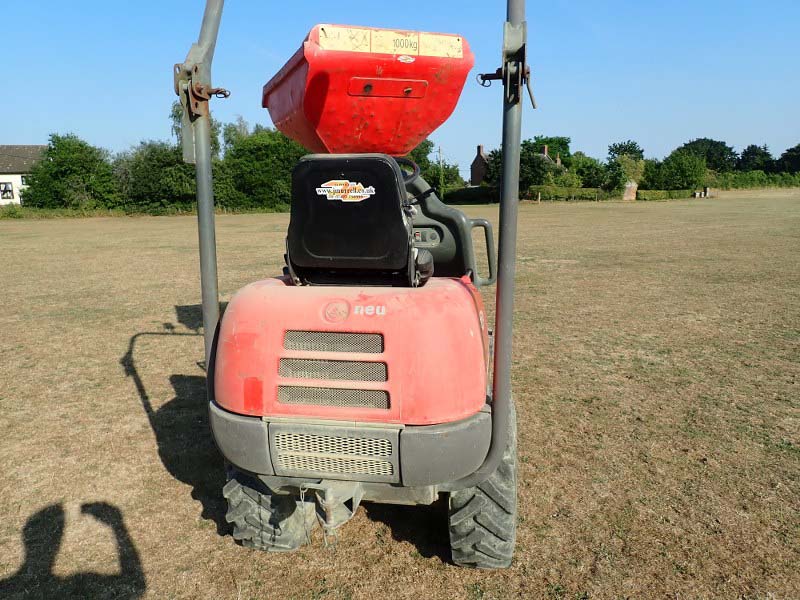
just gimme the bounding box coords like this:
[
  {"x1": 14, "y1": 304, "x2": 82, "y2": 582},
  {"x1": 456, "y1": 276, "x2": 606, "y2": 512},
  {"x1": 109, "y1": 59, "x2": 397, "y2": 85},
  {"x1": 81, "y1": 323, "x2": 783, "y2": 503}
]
[{"x1": 448, "y1": 402, "x2": 517, "y2": 569}]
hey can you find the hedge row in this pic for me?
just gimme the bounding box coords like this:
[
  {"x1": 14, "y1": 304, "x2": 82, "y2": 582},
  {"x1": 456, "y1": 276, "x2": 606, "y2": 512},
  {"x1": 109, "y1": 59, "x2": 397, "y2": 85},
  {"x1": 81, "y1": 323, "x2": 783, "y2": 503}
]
[
  {"x1": 706, "y1": 170, "x2": 800, "y2": 190},
  {"x1": 636, "y1": 189, "x2": 693, "y2": 201},
  {"x1": 527, "y1": 185, "x2": 614, "y2": 201},
  {"x1": 447, "y1": 186, "x2": 701, "y2": 204},
  {"x1": 0, "y1": 203, "x2": 289, "y2": 220}
]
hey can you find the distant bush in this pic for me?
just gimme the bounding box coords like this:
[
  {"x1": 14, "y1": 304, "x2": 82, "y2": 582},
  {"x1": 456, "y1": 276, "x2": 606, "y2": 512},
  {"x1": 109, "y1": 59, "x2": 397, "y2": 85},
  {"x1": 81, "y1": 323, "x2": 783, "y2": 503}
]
[
  {"x1": 223, "y1": 129, "x2": 306, "y2": 210},
  {"x1": 545, "y1": 170, "x2": 582, "y2": 188},
  {"x1": 660, "y1": 151, "x2": 707, "y2": 190},
  {"x1": 0, "y1": 204, "x2": 25, "y2": 219},
  {"x1": 444, "y1": 186, "x2": 499, "y2": 204},
  {"x1": 571, "y1": 152, "x2": 606, "y2": 188},
  {"x1": 636, "y1": 190, "x2": 693, "y2": 201},
  {"x1": 22, "y1": 134, "x2": 119, "y2": 209},
  {"x1": 114, "y1": 141, "x2": 196, "y2": 213}
]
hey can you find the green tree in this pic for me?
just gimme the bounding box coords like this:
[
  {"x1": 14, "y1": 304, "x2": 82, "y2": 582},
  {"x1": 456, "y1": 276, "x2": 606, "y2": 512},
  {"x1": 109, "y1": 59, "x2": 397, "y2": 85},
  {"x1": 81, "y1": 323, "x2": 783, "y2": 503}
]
[
  {"x1": 676, "y1": 138, "x2": 737, "y2": 172},
  {"x1": 602, "y1": 160, "x2": 626, "y2": 191},
  {"x1": 408, "y1": 139, "x2": 434, "y2": 174},
  {"x1": 521, "y1": 140, "x2": 561, "y2": 189},
  {"x1": 407, "y1": 140, "x2": 463, "y2": 197},
  {"x1": 223, "y1": 116, "x2": 251, "y2": 152},
  {"x1": 484, "y1": 140, "x2": 561, "y2": 192},
  {"x1": 608, "y1": 140, "x2": 644, "y2": 161},
  {"x1": 485, "y1": 149, "x2": 503, "y2": 187},
  {"x1": 531, "y1": 135, "x2": 571, "y2": 166},
  {"x1": 224, "y1": 128, "x2": 307, "y2": 209},
  {"x1": 170, "y1": 100, "x2": 222, "y2": 158},
  {"x1": 736, "y1": 144, "x2": 774, "y2": 172},
  {"x1": 660, "y1": 150, "x2": 706, "y2": 189},
  {"x1": 544, "y1": 169, "x2": 582, "y2": 187},
  {"x1": 570, "y1": 152, "x2": 605, "y2": 188},
  {"x1": 777, "y1": 144, "x2": 800, "y2": 173},
  {"x1": 428, "y1": 161, "x2": 464, "y2": 197},
  {"x1": 617, "y1": 155, "x2": 645, "y2": 184},
  {"x1": 114, "y1": 141, "x2": 196, "y2": 212},
  {"x1": 21, "y1": 133, "x2": 118, "y2": 209},
  {"x1": 640, "y1": 159, "x2": 663, "y2": 190},
  {"x1": 211, "y1": 158, "x2": 248, "y2": 209}
]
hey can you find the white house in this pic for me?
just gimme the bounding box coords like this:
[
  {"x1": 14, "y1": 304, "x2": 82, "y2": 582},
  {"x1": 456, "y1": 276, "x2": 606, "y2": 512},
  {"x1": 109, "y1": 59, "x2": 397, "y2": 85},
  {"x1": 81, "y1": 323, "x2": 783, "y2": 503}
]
[{"x1": 0, "y1": 145, "x2": 46, "y2": 205}]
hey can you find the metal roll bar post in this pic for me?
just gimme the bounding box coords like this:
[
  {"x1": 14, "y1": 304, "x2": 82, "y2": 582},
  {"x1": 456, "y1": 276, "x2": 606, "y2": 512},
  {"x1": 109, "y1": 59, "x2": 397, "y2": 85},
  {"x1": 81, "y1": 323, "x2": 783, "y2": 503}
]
[
  {"x1": 448, "y1": 0, "x2": 530, "y2": 489},
  {"x1": 174, "y1": 0, "x2": 227, "y2": 380}
]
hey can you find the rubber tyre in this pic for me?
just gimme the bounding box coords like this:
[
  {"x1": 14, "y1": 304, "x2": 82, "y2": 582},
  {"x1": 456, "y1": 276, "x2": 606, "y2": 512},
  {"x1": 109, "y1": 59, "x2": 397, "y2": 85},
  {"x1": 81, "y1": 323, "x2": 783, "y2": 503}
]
[
  {"x1": 223, "y1": 472, "x2": 316, "y2": 552},
  {"x1": 448, "y1": 402, "x2": 517, "y2": 569}
]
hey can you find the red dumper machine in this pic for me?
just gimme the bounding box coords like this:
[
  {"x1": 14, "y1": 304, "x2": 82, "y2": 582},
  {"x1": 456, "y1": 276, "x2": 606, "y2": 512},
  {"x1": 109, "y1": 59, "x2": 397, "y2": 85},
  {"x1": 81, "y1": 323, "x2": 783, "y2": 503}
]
[{"x1": 174, "y1": 0, "x2": 533, "y2": 568}]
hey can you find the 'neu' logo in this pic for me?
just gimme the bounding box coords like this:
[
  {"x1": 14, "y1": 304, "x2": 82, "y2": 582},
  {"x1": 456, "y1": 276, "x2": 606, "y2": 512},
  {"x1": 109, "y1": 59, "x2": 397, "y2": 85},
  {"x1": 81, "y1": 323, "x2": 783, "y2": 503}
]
[{"x1": 354, "y1": 305, "x2": 386, "y2": 317}]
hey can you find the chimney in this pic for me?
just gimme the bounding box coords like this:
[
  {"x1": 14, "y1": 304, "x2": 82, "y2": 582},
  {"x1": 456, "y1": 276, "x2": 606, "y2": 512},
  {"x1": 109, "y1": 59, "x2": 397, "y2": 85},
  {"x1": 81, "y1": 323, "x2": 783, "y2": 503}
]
[
  {"x1": 477, "y1": 144, "x2": 485, "y2": 157},
  {"x1": 543, "y1": 144, "x2": 549, "y2": 157},
  {"x1": 556, "y1": 153, "x2": 562, "y2": 167}
]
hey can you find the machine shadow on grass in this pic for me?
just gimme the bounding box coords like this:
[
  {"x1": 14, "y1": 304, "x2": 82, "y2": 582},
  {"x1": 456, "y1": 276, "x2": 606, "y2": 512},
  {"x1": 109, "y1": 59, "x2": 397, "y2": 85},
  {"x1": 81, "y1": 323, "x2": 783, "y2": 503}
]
[
  {"x1": 0, "y1": 502, "x2": 146, "y2": 599},
  {"x1": 363, "y1": 499, "x2": 451, "y2": 562},
  {"x1": 120, "y1": 304, "x2": 228, "y2": 535}
]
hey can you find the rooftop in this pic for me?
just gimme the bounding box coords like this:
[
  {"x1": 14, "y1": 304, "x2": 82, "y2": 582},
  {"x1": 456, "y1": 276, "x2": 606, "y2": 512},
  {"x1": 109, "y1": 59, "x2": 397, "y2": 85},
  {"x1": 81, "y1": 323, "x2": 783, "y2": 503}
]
[{"x1": 0, "y1": 145, "x2": 47, "y2": 174}]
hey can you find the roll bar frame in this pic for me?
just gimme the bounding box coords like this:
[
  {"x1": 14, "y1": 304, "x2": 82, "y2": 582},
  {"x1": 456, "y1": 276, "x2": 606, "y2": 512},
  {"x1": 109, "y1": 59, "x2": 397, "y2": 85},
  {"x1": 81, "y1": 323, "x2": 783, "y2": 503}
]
[{"x1": 175, "y1": 0, "x2": 529, "y2": 487}]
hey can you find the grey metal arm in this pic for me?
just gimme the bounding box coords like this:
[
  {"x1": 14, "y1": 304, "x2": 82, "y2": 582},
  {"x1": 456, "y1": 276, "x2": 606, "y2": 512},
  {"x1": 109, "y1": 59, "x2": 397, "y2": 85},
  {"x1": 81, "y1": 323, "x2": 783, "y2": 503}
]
[
  {"x1": 446, "y1": 0, "x2": 527, "y2": 490},
  {"x1": 174, "y1": 0, "x2": 226, "y2": 378}
]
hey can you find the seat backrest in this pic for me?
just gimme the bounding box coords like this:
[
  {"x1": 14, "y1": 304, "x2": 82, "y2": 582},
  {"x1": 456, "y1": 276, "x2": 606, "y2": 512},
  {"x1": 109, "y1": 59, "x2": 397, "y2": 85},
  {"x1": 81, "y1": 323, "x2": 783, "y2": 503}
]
[{"x1": 287, "y1": 154, "x2": 413, "y2": 285}]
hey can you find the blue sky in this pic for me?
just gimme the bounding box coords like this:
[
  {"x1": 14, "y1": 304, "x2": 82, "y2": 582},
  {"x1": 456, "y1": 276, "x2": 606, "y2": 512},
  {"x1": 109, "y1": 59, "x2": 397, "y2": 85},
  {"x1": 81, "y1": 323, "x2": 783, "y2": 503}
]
[{"x1": 2, "y1": 1, "x2": 798, "y2": 177}]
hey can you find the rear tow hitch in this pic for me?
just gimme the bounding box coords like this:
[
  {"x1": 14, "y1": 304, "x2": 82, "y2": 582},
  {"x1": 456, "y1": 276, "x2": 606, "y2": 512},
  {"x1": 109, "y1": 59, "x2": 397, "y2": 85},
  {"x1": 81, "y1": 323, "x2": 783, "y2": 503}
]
[{"x1": 303, "y1": 481, "x2": 364, "y2": 544}]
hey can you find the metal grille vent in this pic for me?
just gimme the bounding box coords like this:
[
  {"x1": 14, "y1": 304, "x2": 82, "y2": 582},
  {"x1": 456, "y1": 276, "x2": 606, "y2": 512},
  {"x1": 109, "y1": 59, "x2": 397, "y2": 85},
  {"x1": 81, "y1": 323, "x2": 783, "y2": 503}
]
[
  {"x1": 274, "y1": 432, "x2": 392, "y2": 456},
  {"x1": 276, "y1": 454, "x2": 394, "y2": 477},
  {"x1": 278, "y1": 386, "x2": 389, "y2": 409},
  {"x1": 284, "y1": 331, "x2": 384, "y2": 354},
  {"x1": 279, "y1": 359, "x2": 387, "y2": 382},
  {"x1": 274, "y1": 432, "x2": 394, "y2": 477}
]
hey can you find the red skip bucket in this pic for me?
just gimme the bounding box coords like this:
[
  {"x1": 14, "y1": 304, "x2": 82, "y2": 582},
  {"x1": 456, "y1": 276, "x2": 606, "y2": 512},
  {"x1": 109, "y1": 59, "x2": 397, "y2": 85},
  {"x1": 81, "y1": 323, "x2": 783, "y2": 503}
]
[{"x1": 262, "y1": 24, "x2": 474, "y2": 155}]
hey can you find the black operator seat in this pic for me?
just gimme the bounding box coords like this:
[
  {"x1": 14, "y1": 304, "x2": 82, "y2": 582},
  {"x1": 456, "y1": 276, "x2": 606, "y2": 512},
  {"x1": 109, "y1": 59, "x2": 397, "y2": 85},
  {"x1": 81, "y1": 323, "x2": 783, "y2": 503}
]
[{"x1": 286, "y1": 154, "x2": 433, "y2": 287}]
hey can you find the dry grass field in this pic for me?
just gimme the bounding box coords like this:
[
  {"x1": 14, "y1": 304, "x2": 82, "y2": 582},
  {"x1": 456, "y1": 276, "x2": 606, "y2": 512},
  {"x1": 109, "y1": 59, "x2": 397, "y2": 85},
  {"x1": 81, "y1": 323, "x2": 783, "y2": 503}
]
[{"x1": 0, "y1": 189, "x2": 798, "y2": 599}]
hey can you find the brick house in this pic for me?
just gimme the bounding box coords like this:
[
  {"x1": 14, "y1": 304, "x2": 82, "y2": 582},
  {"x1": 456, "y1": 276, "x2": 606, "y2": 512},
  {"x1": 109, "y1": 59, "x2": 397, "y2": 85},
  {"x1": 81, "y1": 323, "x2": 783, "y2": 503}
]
[{"x1": 470, "y1": 145, "x2": 489, "y2": 186}]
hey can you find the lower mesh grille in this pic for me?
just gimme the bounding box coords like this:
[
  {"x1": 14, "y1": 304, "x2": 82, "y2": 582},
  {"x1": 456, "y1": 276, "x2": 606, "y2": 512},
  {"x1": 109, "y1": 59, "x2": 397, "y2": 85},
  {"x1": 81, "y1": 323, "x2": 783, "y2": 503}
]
[
  {"x1": 276, "y1": 454, "x2": 394, "y2": 477},
  {"x1": 274, "y1": 432, "x2": 392, "y2": 456},
  {"x1": 270, "y1": 426, "x2": 399, "y2": 482},
  {"x1": 284, "y1": 330, "x2": 384, "y2": 353},
  {"x1": 274, "y1": 432, "x2": 394, "y2": 477},
  {"x1": 279, "y1": 358, "x2": 387, "y2": 382},
  {"x1": 278, "y1": 386, "x2": 389, "y2": 409}
]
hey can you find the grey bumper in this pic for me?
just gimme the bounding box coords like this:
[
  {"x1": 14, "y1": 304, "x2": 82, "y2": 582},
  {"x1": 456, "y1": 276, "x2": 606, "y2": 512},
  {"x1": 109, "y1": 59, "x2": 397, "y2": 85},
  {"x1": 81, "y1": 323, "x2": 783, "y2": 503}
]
[{"x1": 209, "y1": 401, "x2": 491, "y2": 487}]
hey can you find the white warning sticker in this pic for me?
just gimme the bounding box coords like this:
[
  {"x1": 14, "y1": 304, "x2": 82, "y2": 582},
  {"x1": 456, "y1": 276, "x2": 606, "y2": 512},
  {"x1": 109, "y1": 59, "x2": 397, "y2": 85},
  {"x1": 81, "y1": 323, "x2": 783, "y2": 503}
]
[
  {"x1": 317, "y1": 25, "x2": 463, "y2": 58},
  {"x1": 316, "y1": 180, "x2": 376, "y2": 202}
]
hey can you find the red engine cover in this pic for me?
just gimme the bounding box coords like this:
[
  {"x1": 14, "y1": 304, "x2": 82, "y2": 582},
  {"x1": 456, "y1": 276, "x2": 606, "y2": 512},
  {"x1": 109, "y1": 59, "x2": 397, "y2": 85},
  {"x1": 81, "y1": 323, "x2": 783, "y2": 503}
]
[
  {"x1": 214, "y1": 277, "x2": 489, "y2": 426},
  {"x1": 262, "y1": 24, "x2": 474, "y2": 155}
]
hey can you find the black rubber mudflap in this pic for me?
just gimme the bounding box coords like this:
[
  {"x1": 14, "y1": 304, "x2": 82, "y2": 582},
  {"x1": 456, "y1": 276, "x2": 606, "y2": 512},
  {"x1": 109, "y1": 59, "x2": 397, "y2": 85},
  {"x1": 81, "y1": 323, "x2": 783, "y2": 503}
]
[
  {"x1": 223, "y1": 473, "x2": 316, "y2": 552},
  {"x1": 448, "y1": 402, "x2": 517, "y2": 569}
]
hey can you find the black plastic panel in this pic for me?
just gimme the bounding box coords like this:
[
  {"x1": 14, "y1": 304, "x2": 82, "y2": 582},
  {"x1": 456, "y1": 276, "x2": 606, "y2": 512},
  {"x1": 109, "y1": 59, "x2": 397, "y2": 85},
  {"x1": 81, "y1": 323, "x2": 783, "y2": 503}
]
[{"x1": 288, "y1": 154, "x2": 411, "y2": 273}]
